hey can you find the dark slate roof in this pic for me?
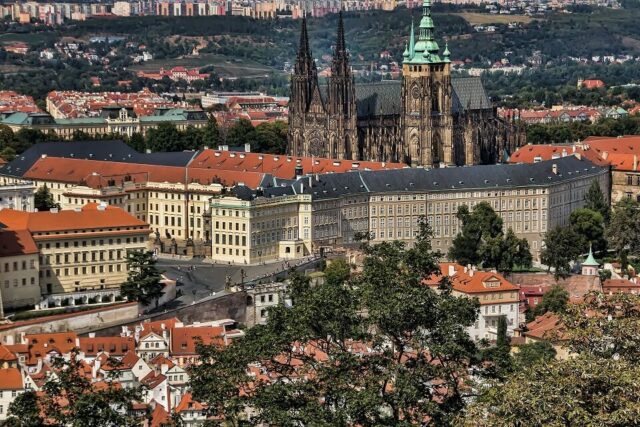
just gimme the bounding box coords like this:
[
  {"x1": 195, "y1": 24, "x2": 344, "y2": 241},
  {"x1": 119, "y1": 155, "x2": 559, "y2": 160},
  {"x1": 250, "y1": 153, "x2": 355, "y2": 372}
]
[
  {"x1": 231, "y1": 183, "x2": 295, "y2": 201},
  {"x1": 0, "y1": 140, "x2": 197, "y2": 177},
  {"x1": 352, "y1": 77, "x2": 492, "y2": 118},
  {"x1": 355, "y1": 81, "x2": 402, "y2": 117},
  {"x1": 451, "y1": 77, "x2": 492, "y2": 113},
  {"x1": 289, "y1": 156, "x2": 605, "y2": 200}
]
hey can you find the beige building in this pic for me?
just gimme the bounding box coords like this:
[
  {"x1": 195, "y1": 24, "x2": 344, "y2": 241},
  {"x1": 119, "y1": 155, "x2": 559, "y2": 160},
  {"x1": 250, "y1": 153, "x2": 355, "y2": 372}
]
[
  {"x1": 0, "y1": 228, "x2": 40, "y2": 314},
  {"x1": 209, "y1": 190, "x2": 312, "y2": 264},
  {"x1": 218, "y1": 156, "x2": 609, "y2": 263},
  {"x1": 0, "y1": 203, "x2": 150, "y2": 295}
]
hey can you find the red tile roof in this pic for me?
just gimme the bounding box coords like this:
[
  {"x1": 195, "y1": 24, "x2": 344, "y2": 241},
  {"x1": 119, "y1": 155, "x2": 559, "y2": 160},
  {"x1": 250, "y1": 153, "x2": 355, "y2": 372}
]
[
  {"x1": 424, "y1": 263, "x2": 519, "y2": 294},
  {"x1": 150, "y1": 403, "x2": 170, "y2": 427},
  {"x1": 189, "y1": 149, "x2": 405, "y2": 179},
  {"x1": 23, "y1": 332, "x2": 78, "y2": 365},
  {"x1": 0, "y1": 203, "x2": 148, "y2": 233},
  {"x1": 78, "y1": 336, "x2": 135, "y2": 357},
  {"x1": 23, "y1": 156, "x2": 265, "y2": 189},
  {"x1": 170, "y1": 326, "x2": 225, "y2": 356},
  {"x1": 0, "y1": 367, "x2": 23, "y2": 390},
  {"x1": 524, "y1": 312, "x2": 567, "y2": 341},
  {"x1": 139, "y1": 317, "x2": 180, "y2": 339},
  {"x1": 0, "y1": 344, "x2": 18, "y2": 362},
  {"x1": 0, "y1": 228, "x2": 38, "y2": 256},
  {"x1": 149, "y1": 354, "x2": 175, "y2": 370},
  {"x1": 141, "y1": 371, "x2": 166, "y2": 389},
  {"x1": 98, "y1": 350, "x2": 140, "y2": 371},
  {"x1": 175, "y1": 392, "x2": 206, "y2": 413}
]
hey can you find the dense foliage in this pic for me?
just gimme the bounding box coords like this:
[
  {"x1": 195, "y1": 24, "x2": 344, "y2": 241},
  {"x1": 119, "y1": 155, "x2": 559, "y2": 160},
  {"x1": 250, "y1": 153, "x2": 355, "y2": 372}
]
[
  {"x1": 120, "y1": 250, "x2": 164, "y2": 306},
  {"x1": 448, "y1": 202, "x2": 532, "y2": 272},
  {"x1": 6, "y1": 351, "x2": 145, "y2": 426},
  {"x1": 190, "y1": 220, "x2": 481, "y2": 425}
]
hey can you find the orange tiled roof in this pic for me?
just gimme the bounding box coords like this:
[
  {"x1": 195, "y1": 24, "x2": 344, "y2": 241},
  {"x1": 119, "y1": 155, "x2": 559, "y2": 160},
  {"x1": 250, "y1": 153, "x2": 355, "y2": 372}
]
[
  {"x1": 141, "y1": 371, "x2": 166, "y2": 389},
  {"x1": 0, "y1": 203, "x2": 147, "y2": 234},
  {"x1": 524, "y1": 312, "x2": 567, "y2": 341},
  {"x1": 175, "y1": 392, "x2": 206, "y2": 412},
  {"x1": 78, "y1": 336, "x2": 135, "y2": 357},
  {"x1": 98, "y1": 350, "x2": 140, "y2": 371},
  {"x1": 0, "y1": 228, "x2": 38, "y2": 256},
  {"x1": 150, "y1": 403, "x2": 170, "y2": 427},
  {"x1": 23, "y1": 332, "x2": 78, "y2": 365},
  {"x1": 149, "y1": 354, "x2": 175, "y2": 370},
  {"x1": 139, "y1": 317, "x2": 180, "y2": 338},
  {"x1": 0, "y1": 344, "x2": 18, "y2": 362},
  {"x1": 23, "y1": 156, "x2": 265, "y2": 189},
  {"x1": 170, "y1": 326, "x2": 225, "y2": 356},
  {"x1": 424, "y1": 263, "x2": 519, "y2": 294},
  {"x1": 0, "y1": 367, "x2": 23, "y2": 390},
  {"x1": 189, "y1": 149, "x2": 405, "y2": 179}
]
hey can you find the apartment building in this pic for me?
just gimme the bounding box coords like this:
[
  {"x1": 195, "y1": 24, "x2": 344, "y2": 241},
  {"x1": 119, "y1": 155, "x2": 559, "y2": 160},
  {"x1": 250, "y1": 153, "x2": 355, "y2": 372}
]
[
  {"x1": 426, "y1": 263, "x2": 520, "y2": 340},
  {"x1": 213, "y1": 156, "x2": 609, "y2": 262},
  {"x1": 209, "y1": 189, "x2": 312, "y2": 264},
  {"x1": 0, "y1": 182, "x2": 35, "y2": 211},
  {"x1": 0, "y1": 227, "x2": 40, "y2": 313},
  {"x1": 0, "y1": 203, "x2": 150, "y2": 295},
  {"x1": 0, "y1": 140, "x2": 402, "y2": 253}
]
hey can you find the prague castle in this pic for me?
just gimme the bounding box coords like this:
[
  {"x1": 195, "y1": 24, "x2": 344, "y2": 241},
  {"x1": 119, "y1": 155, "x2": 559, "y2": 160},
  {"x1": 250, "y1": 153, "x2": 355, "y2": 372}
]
[{"x1": 288, "y1": 2, "x2": 523, "y2": 166}]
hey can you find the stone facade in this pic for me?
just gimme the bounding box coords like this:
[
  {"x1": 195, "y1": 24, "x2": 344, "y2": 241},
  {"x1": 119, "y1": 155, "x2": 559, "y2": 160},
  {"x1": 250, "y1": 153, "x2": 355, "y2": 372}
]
[{"x1": 288, "y1": 7, "x2": 524, "y2": 166}]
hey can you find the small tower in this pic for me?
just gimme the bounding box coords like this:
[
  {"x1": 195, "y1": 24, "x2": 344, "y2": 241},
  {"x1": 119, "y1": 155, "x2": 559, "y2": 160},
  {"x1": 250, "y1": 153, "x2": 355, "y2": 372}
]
[{"x1": 581, "y1": 245, "x2": 599, "y2": 276}]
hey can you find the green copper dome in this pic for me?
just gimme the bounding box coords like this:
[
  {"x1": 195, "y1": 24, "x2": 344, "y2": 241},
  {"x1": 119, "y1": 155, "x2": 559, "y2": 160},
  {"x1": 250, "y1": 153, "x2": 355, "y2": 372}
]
[
  {"x1": 583, "y1": 245, "x2": 598, "y2": 266},
  {"x1": 402, "y1": 0, "x2": 450, "y2": 65}
]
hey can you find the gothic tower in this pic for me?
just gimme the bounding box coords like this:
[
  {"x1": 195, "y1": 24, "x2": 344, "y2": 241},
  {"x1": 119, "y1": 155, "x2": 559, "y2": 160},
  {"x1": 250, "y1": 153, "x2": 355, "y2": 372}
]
[
  {"x1": 288, "y1": 17, "x2": 320, "y2": 157},
  {"x1": 326, "y1": 12, "x2": 358, "y2": 159},
  {"x1": 401, "y1": 0, "x2": 453, "y2": 167}
]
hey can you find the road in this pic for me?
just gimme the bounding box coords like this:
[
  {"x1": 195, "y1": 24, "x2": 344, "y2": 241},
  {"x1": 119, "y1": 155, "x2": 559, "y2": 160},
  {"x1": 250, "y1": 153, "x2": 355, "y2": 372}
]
[{"x1": 155, "y1": 257, "x2": 319, "y2": 310}]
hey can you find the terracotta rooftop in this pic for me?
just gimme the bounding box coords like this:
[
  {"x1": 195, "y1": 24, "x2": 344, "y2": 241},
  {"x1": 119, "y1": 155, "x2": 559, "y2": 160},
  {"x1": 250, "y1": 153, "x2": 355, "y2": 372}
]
[
  {"x1": 170, "y1": 326, "x2": 225, "y2": 356},
  {"x1": 0, "y1": 203, "x2": 148, "y2": 233},
  {"x1": 0, "y1": 367, "x2": 23, "y2": 390},
  {"x1": 524, "y1": 312, "x2": 567, "y2": 341},
  {"x1": 175, "y1": 392, "x2": 206, "y2": 413},
  {"x1": 424, "y1": 263, "x2": 519, "y2": 294},
  {"x1": 23, "y1": 332, "x2": 78, "y2": 365},
  {"x1": 78, "y1": 336, "x2": 135, "y2": 357},
  {"x1": 0, "y1": 228, "x2": 38, "y2": 256},
  {"x1": 0, "y1": 344, "x2": 18, "y2": 362}
]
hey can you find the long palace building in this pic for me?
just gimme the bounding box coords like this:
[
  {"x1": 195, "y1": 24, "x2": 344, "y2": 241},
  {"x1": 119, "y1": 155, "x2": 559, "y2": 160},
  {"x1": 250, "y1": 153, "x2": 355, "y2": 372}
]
[{"x1": 288, "y1": 4, "x2": 524, "y2": 167}]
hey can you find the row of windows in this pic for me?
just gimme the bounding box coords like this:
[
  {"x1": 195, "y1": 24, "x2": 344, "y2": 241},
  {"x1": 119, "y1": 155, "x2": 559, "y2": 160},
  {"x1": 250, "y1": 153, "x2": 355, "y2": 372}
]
[
  {"x1": 38, "y1": 236, "x2": 143, "y2": 250},
  {"x1": 4, "y1": 277, "x2": 36, "y2": 288},
  {"x1": 215, "y1": 234, "x2": 247, "y2": 247},
  {"x1": 3, "y1": 260, "x2": 36, "y2": 272},
  {"x1": 41, "y1": 263, "x2": 123, "y2": 277}
]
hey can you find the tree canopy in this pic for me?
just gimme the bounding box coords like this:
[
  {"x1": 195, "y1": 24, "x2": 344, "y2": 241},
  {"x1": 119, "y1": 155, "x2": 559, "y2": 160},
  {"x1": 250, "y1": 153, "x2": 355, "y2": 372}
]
[
  {"x1": 541, "y1": 226, "x2": 582, "y2": 279},
  {"x1": 190, "y1": 220, "x2": 480, "y2": 425},
  {"x1": 34, "y1": 185, "x2": 60, "y2": 212},
  {"x1": 6, "y1": 350, "x2": 145, "y2": 427},
  {"x1": 448, "y1": 203, "x2": 531, "y2": 272},
  {"x1": 120, "y1": 250, "x2": 163, "y2": 306}
]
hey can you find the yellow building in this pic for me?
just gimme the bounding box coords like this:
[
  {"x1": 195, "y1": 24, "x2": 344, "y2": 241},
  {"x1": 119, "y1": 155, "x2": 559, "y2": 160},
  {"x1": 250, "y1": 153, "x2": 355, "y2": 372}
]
[
  {"x1": 209, "y1": 189, "x2": 312, "y2": 264},
  {"x1": 0, "y1": 228, "x2": 40, "y2": 314},
  {"x1": 0, "y1": 203, "x2": 150, "y2": 295}
]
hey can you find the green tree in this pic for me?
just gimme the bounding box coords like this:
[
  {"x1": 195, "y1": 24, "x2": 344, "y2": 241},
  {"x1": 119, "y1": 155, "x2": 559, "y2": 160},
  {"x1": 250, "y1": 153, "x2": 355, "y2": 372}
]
[
  {"x1": 541, "y1": 226, "x2": 582, "y2": 279},
  {"x1": 190, "y1": 219, "x2": 480, "y2": 425},
  {"x1": 607, "y1": 198, "x2": 640, "y2": 258},
  {"x1": 512, "y1": 341, "x2": 556, "y2": 367},
  {"x1": 533, "y1": 284, "x2": 569, "y2": 317},
  {"x1": 449, "y1": 203, "x2": 532, "y2": 272},
  {"x1": 569, "y1": 208, "x2": 606, "y2": 255},
  {"x1": 464, "y1": 292, "x2": 640, "y2": 426},
  {"x1": 254, "y1": 121, "x2": 287, "y2": 154},
  {"x1": 6, "y1": 350, "x2": 144, "y2": 427},
  {"x1": 584, "y1": 179, "x2": 610, "y2": 223},
  {"x1": 323, "y1": 258, "x2": 350, "y2": 286},
  {"x1": 34, "y1": 185, "x2": 60, "y2": 212},
  {"x1": 201, "y1": 116, "x2": 222, "y2": 148},
  {"x1": 120, "y1": 250, "x2": 163, "y2": 306},
  {"x1": 225, "y1": 118, "x2": 255, "y2": 148},
  {"x1": 127, "y1": 132, "x2": 146, "y2": 152},
  {"x1": 145, "y1": 122, "x2": 183, "y2": 152}
]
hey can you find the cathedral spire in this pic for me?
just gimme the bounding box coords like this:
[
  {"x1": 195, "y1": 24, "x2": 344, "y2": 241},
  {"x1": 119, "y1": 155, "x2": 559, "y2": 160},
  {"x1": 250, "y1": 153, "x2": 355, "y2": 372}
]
[
  {"x1": 409, "y1": 20, "x2": 415, "y2": 60},
  {"x1": 298, "y1": 17, "x2": 311, "y2": 60},
  {"x1": 336, "y1": 11, "x2": 346, "y2": 55}
]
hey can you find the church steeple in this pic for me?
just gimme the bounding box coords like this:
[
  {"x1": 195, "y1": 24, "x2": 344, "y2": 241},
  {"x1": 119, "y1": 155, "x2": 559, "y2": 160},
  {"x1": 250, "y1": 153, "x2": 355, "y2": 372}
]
[
  {"x1": 295, "y1": 17, "x2": 315, "y2": 75},
  {"x1": 404, "y1": 0, "x2": 445, "y2": 64},
  {"x1": 331, "y1": 12, "x2": 349, "y2": 76}
]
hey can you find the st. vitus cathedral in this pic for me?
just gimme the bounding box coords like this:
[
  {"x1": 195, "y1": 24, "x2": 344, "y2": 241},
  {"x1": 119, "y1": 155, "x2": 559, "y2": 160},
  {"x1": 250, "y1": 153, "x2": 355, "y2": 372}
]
[{"x1": 287, "y1": 1, "x2": 524, "y2": 166}]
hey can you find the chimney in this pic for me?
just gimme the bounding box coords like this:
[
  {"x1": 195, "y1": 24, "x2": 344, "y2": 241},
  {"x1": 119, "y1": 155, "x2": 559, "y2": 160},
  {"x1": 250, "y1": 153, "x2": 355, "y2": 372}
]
[
  {"x1": 561, "y1": 149, "x2": 567, "y2": 157},
  {"x1": 448, "y1": 264, "x2": 456, "y2": 277},
  {"x1": 602, "y1": 151, "x2": 609, "y2": 160},
  {"x1": 89, "y1": 332, "x2": 95, "y2": 338},
  {"x1": 634, "y1": 155, "x2": 638, "y2": 171},
  {"x1": 50, "y1": 207, "x2": 59, "y2": 213},
  {"x1": 469, "y1": 267, "x2": 475, "y2": 277},
  {"x1": 552, "y1": 163, "x2": 558, "y2": 175}
]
